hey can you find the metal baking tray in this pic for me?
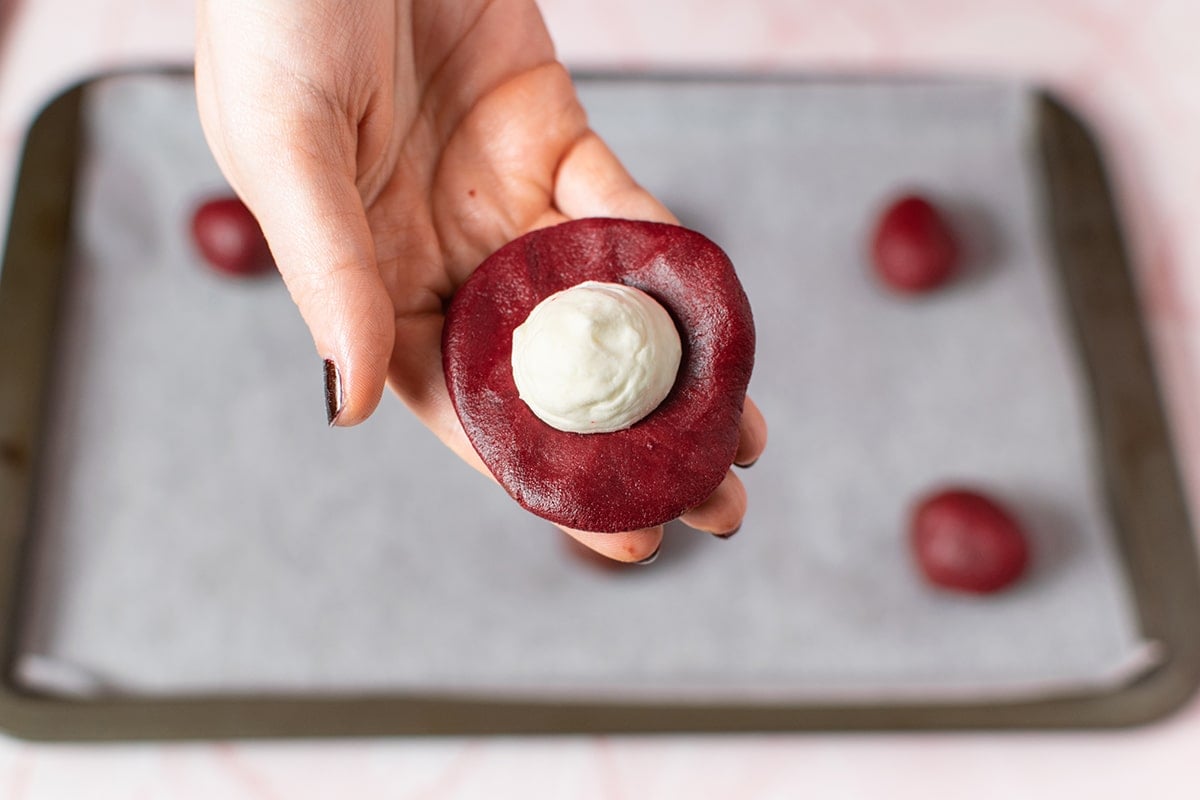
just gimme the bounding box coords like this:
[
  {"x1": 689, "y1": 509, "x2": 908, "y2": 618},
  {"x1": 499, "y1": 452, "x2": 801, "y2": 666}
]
[{"x1": 0, "y1": 71, "x2": 1197, "y2": 740}]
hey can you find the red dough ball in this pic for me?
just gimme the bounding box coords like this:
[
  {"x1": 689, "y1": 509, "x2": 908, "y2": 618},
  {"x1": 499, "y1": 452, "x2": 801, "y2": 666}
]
[
  {"x1": 443, "y1": 218, "x2": 755, "y2": 534},
  {"x1": 910, "y1": 488, "x2": 1030, "y2": 594},
  {"x1": 190, "y1": 196, "x2": 273, "y2": 276},
  {"x1": 870, "y1": 194, "x2": 959, "y2": 293}
]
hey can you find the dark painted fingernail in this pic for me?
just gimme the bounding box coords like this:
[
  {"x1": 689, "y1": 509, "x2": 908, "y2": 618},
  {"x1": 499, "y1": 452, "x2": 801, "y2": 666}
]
[
  {"x1": 634, "y1": 545, "x2": 661, "y2": 565},
  {"x1": 734, "y1": 458, "x2": 758, "y2": 469},
  {"x1": 713, "y1": 525, "x2": 741, "y2": 540},
  {"x1": 324, "y1": 358, "x2": 344, "y2": 426}
]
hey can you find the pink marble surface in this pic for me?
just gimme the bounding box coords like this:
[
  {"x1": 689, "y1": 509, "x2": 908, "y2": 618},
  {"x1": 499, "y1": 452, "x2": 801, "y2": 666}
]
[{"x1": 1, "y1": 0, "x2": 1199, "y2": 796}]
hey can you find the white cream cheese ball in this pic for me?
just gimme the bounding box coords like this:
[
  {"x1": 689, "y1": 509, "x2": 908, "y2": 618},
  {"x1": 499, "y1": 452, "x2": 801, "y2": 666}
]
[{"x1": 511, "y1": 281, "x2": 682, "y2": 433}]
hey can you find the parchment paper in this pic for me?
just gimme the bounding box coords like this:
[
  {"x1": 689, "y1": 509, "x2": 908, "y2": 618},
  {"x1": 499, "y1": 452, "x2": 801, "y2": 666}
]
[{"x1": 13, "y1": 74, "x2": 1153, "y2": 702}]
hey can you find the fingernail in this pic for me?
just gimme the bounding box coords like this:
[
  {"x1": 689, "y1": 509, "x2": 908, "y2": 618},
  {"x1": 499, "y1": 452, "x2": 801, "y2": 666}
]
[
  {"x1": 634, "y1": 545, "x2": 661, "y2": 565},
  {"x1": 713, "y1": 525, "x2": 741, "y2": 540},
  {"x1": 734, "y1": 458, "x2": 758, "y2": 469},
  {"x1": 324, "y1": 358, "x2": 344, "y2": 426}
]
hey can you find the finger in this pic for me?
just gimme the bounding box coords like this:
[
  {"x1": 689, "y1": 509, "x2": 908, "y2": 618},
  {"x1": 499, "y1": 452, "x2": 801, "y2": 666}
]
[
  {"x1": 680, "y1": 471, "x2": 748, "y2": 536},
  {"x1": 735, "y1": 395, "x2": 768, "y2": 467},
  {"x1": 232, "y1": 114, "x2": 394, "y2": 428},
  {"x1": 195, "y1": 7, "x2": 393, "y2": 428},
  {"x1": 258, "y1": 152, "x2": 393, "y2": 427},
  {"x1": 557, "y1": 525, "x2": 664, "y2": 564},
  {"x1": 554, "y1": 131, "x2": 678, "y2": 224}
]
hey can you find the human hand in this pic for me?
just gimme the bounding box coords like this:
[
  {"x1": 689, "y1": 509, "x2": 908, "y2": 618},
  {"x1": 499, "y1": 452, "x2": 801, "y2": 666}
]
[{"x1": 195, "y1": 0, "x2": 767, "y2": 562}]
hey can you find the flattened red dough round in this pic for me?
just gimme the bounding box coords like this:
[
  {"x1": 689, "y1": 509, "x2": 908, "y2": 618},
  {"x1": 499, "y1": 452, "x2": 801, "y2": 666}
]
[{"x1": 443, "y1": 218, "x2": 755, "y2": 533}]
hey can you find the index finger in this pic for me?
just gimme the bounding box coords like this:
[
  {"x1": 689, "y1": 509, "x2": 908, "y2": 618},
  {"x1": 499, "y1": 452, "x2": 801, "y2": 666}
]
[{"x1": 554, "y1": 131, "x2": 678, "y2": 224}]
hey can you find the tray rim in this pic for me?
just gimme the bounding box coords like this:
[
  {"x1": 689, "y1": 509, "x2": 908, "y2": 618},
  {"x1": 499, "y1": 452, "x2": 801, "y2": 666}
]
[{"x1": 0, "y1": 69, "x2": 1197, "y2": 741}]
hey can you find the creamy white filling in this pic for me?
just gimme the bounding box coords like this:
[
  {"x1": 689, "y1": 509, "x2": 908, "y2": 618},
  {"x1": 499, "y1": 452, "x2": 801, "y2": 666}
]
[{"x1": 511, "y1": 281, "x2": 682, "y2": 434}]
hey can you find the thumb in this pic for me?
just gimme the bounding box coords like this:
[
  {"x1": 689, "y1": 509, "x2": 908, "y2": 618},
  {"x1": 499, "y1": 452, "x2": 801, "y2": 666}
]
[
  {"x1": 195, "y1": 0, "x2": 394, "y2": 426},
  {"x1": 230, "y1": 119, "x2": 394, "y2": 428},
  {"x1": 248, "y1": 145, "x2": 393, "y2": 431}
]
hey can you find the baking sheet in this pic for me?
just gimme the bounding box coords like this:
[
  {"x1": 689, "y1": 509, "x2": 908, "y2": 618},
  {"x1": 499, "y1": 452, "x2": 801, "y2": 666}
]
[{"x1": 12, "y1": 73, "x2": 1152, "y2": 702}]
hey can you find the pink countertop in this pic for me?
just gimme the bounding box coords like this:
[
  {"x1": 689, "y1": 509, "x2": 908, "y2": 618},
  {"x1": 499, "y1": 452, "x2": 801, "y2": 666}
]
[{"x1": 2, "y1": 1, "x2": 1199, "y2": 796}]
